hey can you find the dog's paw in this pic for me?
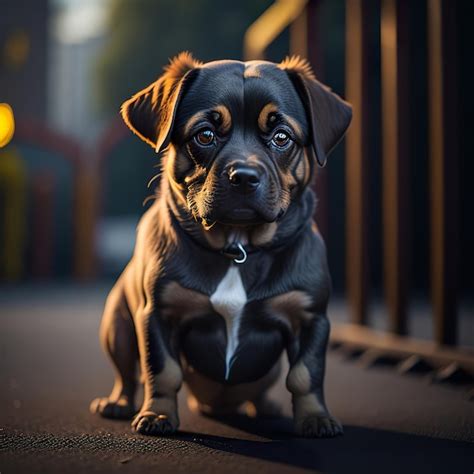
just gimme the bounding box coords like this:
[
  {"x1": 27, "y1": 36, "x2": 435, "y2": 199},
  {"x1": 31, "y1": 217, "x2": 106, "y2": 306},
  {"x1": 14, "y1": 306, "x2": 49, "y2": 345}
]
[
  {"x1": 90, "y1": 397, "x2": 135, "y2": 420},
  {"x1": 131, "y1": 411, "x2": 178, "y2": 436},
  {"x1": 295, "y1": 413, "x2": 343, "y2": 438}
]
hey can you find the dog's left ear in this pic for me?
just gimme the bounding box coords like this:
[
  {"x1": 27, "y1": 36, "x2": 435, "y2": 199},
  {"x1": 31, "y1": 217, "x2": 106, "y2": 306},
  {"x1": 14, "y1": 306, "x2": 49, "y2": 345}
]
[
  {"x1": 280, "y1": 56, "x2": 352, "y2": 167},
  {"x1": 121, "y1": 52, "x2": 201, "y2": 153}
]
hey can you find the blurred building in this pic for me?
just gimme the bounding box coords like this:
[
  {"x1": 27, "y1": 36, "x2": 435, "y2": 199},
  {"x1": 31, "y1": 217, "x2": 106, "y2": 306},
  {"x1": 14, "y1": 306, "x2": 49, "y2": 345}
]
[
  {"x1": 0, "y1": 0, "x2": 49, "y2": 119},
  {"x1": 48, "y1": 0, "x2": 110, "y2": 144}
]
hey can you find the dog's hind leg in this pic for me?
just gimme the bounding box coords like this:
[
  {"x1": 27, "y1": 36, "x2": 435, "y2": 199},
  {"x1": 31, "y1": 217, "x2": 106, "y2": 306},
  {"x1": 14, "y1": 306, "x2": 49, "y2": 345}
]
[
  {"x1": 90, "y1": 279, "x2": 138, "y2": 419},
  {"x1": 185, "y1": 358, "x2": 283, "y2": 417},
  {"x1": 247, "y1": 359, "x2": 283, "y2": 417}
]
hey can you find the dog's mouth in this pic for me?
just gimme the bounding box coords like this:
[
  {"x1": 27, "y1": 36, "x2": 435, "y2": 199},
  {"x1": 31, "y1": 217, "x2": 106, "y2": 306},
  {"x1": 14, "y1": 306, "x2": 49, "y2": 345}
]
[
  {"x1": 218, "y1": 208, "x2": 260, "y2": 225},
  {"x1": 216, "y1": 206, "x2": 283, "y2": 226}
]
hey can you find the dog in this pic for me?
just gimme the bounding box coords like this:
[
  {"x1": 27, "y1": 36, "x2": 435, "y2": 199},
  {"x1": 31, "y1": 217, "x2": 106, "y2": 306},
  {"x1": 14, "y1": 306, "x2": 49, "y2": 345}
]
[{"x1": 90, "y1": 52, "x2": 352, "y2": 438}]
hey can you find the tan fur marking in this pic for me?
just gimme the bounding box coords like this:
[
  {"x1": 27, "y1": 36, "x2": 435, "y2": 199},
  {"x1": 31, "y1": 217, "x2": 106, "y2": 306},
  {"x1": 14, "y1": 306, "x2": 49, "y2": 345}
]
[
  {"x1": 213, "y1": 105, "x2": 232, "y2": 133},
  {"x1": 250, "y1": 222, "x2": 278, "y2": 246},
  {"x1": 184, "y1": 111, "x2": 208, "y2": 136},
  {"x1": 295, "y1": 156, "x2": 305, "y2": 182},
  {"x1": 142, "y1": 396, "x2": 179, "y2": 425},
  {"x1": 152, "y1": 356, "x2": 183, "y2": 396},
  {"x1": 163, "y1": 51, "x2": 202, "y2": 78},
  {"x1": 268, "y1": 290, "x2": 313, "y2": 333},
  {"x1": 286, "y1": 361, "x2": 312, "y2": 395},
  {"x1": 161, "y1": 281, "x2": 211, "y2": 323},
  {"x1": 244, "y1": 62, "x2": 262, "y2": 78},
  {"x1": 258, "y1": 103, "x2": 278, "y2": 132},
  {"x1": 183, "y1": 106, "x2": 231, "y2": 140},
  {"x1": 283, "y1": 114, "x2": 304, "y2": 140},
  {"x1": 246, "y1": 154, "x2": 261, "y2": 166},
  {"x1": 282, "y1": 167, "x2": 297, "y2": 189},
  {"x1": 293, "y1": 149, "x2": 311, "y2": 189},
  {"x1": 279, "y1": 55, "x2": 316, "y2": 80},
  {"x1": 203, "y1": 226, "x2": 226, "y2": 249},
  {"x1": 184, "y1": 358, "x2": 281, "y2": 413}
]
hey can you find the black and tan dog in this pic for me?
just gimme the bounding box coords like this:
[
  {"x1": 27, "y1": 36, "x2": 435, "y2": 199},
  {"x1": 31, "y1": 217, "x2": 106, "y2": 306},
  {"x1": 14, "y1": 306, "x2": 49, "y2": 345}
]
[{"x1": 90, "y1": 52, "x2": 351, "y2": 438}]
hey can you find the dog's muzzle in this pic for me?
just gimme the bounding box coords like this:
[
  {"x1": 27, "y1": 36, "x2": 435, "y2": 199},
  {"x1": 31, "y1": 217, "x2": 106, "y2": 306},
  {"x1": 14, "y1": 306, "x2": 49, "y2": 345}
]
[{"x1": 227, "y1": 164, "x2": 262, "y2": 194}]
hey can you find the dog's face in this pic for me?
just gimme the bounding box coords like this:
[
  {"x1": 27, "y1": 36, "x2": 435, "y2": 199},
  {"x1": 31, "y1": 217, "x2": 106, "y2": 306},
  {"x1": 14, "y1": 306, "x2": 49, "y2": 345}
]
[{"x1": 121, "y1": 53, "x2": 351, "y2": 229}]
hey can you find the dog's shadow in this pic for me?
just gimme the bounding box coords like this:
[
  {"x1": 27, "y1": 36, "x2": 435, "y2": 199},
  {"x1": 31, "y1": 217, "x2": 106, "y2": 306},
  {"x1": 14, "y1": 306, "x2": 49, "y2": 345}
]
[{"x1": 176, "y1": 414, "x2": 472, "y2": 473}]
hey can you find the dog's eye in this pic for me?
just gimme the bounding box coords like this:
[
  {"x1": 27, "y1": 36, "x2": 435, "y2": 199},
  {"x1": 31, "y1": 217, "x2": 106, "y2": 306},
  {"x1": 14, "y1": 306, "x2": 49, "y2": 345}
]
[
  {"x1": 272, "y1": 130, "x2": 291, "y2": 148},
  {"x1": 195, "y1": 129, "x2": 215, "y2": 146}
]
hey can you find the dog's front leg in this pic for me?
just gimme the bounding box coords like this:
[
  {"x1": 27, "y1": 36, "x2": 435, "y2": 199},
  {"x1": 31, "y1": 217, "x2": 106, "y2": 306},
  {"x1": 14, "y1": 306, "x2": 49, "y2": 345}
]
[
  {"x1": 132, "y1": 308, "x2": 182, "y2": 436},
  {"x1": 286, "y1": 314, "x2": 343, "y2": 438}
]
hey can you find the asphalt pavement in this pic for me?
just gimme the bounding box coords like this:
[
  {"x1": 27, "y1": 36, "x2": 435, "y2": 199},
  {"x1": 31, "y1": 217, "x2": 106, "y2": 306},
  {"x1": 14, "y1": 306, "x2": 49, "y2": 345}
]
[{"x1": 1, "y1": 283, "x2": 473, "y2": 473}]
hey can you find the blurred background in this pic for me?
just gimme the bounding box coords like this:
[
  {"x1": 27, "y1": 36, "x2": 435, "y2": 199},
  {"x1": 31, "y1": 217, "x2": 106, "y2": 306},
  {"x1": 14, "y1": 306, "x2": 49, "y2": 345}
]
[
  {"x1": 0, "y1": 0, "x2": 473, "y2": 348},
  {"x1": 1, "y1": 2, "x2": 474, "y2": 471}
]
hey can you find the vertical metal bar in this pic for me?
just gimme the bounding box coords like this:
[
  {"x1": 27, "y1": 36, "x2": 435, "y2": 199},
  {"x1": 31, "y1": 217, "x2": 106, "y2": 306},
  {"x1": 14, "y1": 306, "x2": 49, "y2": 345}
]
[
  {"x1": 380, "y1": 0, "x2": 410, "y2": 335},
  {"x1": 345, "y1": 0, "x2": 370, "y2": 326},
  {"x1": 304, "y1": 0, "x2": 329, "y2": 241},
  {"x1": 290, "y1": 7, "x2": 308, "y2": 59},
  {"x1": 427, "y1": 0, "x2": 458, "y2": 345},
  {"x1": 74, "y1": 165, "x2": 98, "y2": 279}
]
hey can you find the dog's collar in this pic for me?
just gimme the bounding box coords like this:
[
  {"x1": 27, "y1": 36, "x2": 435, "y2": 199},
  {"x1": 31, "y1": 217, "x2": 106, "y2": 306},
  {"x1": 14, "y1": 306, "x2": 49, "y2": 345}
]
[
  {"x1": 168, "y1": 189, "x2": 315, "y2": 265},
  {"x1": 176, "y1": 218, "x2": 310, "y2": 265},
  {"x1": 221, "y1": 241, "x2": 248, "y2": 264},
  {"x1": 221, "y1": 228, "x2": 251, "y2": 264},
  {"x1": 220, "y1": 218, "x2": 311, "y2": 264}
]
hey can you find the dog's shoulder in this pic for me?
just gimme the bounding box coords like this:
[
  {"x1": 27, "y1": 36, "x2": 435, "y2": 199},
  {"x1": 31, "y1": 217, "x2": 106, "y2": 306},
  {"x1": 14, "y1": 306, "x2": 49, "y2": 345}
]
[
  {"x1": 124, "y1": 198, "x2": 174, "y2": 286},
  {"x1": 275, "y1": 224, "x2": 331, "y2": 311}
]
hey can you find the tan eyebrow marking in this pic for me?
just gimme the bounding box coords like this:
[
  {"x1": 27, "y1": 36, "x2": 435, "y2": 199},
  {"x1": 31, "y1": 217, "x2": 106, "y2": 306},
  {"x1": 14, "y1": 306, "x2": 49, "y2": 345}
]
[
  {"x1": 258, "y1": 103, "x2": 279, "y2": 132},
  {"x1": 282, "y1": 114, "x2": 304, "y2": 140},
  {"x1": 184, "y1": 111, "x2": 208, "y2": 135},
  {"x1": 184, "y1": 106, "x2": 232, "y2": 136},
  {"x1": 258, "y1": 103, "x2": 304, "y2": 140},
  {"x1": 213, "y1": 105, "x2": 232, "y2": 133}
]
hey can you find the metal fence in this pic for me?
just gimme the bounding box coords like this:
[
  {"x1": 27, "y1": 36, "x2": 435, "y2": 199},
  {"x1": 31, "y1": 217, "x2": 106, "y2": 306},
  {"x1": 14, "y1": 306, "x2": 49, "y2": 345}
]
[{"x1": 244, "y1": 0, "x2": 473, "y2": 376}]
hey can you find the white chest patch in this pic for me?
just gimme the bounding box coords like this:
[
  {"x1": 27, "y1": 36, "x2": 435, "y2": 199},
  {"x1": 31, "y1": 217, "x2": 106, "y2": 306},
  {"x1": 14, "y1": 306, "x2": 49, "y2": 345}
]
[{"x1": 210, "y1": 265, "x2": 247, "y2": 380}]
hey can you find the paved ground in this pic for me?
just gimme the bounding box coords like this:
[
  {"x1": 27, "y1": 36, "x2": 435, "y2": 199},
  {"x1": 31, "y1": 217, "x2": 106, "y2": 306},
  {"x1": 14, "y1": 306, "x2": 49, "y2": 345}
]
[{"x1": 0, "y1": 283, "x2": 473, "y2": 473}]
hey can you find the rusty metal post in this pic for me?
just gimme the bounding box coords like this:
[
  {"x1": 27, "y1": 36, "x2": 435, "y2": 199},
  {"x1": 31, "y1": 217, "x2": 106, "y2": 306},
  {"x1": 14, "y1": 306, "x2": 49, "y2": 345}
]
[
  {"x1": 288, "y1": 0, "x2": 330, "y2": 241},
  {"x1": 380, "y1": 0, "x2": 410, "y2": 335},
  {"x1": 345, "y1": 0, "x2": 370, "y2": 326},
  {"x1": 74, "y1": 162, "x2": 99, "y2": 279},
  {"x1": 427, "y1": 0, "x2": 459, "y2": 345}
]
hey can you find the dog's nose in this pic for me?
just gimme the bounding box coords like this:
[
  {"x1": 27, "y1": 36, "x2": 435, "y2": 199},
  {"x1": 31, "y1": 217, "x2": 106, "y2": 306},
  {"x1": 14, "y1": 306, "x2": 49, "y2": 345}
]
[{"x1": 228, "y1": 165, "x2": 261, "y2": 193}]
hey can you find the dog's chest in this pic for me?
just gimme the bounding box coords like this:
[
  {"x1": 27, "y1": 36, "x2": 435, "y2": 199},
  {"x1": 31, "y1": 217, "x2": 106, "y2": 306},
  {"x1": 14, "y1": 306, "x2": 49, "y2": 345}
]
[
  {"x1": 209, "y1": 265, "x2": 247, "y2": 380},
  {"x1": 176, "y1": 263, "x2": 285, "y2": 384}
]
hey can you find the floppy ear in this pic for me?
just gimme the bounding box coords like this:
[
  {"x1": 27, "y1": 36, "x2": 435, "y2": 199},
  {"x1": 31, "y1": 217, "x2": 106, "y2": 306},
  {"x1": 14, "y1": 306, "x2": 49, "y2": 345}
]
[
  {"x1": 120, "y1": 52, "x2": 201, "y2": 153},
  {"x1": 280, "y1": 56, "x2": 352, "y2": 167}
]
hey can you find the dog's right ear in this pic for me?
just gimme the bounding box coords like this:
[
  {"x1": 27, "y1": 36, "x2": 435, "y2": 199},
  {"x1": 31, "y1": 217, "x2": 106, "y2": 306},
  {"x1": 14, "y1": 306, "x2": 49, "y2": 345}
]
[
  {"x1": 121, "y1": 52, "x2": 201, "y2": 153},
  {"x1": 279, "y1": 56, "x2": 352, "y2": 167}
]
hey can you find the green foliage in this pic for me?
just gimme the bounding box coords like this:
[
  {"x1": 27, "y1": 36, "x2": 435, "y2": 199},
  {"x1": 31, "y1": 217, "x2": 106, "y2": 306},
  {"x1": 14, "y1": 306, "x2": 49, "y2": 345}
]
[{"x1": 95, "y1": 0, "x2": 273, "y2": 115}]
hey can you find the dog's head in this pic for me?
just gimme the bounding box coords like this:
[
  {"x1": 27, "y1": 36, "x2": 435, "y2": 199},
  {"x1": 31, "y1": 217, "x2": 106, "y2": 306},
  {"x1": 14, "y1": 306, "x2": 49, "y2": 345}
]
[{"x1": 121, "y1": 52, "x2": 351, "y2": 233}]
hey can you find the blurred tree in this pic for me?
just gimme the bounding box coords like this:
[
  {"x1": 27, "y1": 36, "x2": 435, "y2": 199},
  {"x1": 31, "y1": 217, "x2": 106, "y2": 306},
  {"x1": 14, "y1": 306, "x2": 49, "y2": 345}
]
[{"x1": 95, "y1": 0, "x2": 274, "y2": 115}]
